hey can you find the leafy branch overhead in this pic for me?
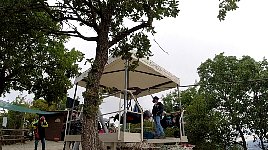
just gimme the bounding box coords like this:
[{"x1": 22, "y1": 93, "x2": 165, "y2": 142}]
[
  {"x1": 39, "y1": 0, "x2": 179, "y2": 59},
  {"x1": 218, "y1": 0, "x2": 240, "y2": 21},
  {"x1": 0, "y1": 0, "x2": 84, "y2": 103}
]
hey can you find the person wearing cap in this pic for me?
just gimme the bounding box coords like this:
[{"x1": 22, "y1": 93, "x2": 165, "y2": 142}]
[
  {"x1": 152, "y1": 96, "x2": 165, "y2": 138},
  {"x1": 32, "y1": 116, "x2": 48, "y2": 150}
]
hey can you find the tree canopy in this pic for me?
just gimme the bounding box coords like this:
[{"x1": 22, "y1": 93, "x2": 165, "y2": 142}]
[
  {"x1": 162, "y1": 53, "x2": 268, "y2": 150},
  {"x1": 0, "y1": 0, "x2": 84, "y2": 103}
]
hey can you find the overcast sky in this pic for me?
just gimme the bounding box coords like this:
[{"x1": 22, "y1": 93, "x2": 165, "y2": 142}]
[{"x1": 2, "y1": 0, "x2": 268, "y2": 115}]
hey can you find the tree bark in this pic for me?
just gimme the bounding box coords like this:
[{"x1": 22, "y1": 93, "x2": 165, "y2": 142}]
[
  {"x1": 81, "y1": 21, "x2": 110, "y2": 150},
  {"x1": 81, "y1": 112, "x2": 103, "y2": 150}
]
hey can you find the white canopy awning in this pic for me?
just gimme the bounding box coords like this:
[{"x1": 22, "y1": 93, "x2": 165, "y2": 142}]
[{"x1": 74, "y1": 56, "x2": 180, "y2": 98}]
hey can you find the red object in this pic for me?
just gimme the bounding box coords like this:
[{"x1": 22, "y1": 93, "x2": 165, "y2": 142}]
[
  {"x1": 54, "y1": 137, "x2": 60, "y2": 142},
  {"x1": 34, "y1": 128, "x2": 40, "y2": 140},
  {"x1": 98, "y1": 129, "x2": 104, "y2": 133},
  {"x1": 40, "y1": 116, "x2": 45, "y2": 121}
]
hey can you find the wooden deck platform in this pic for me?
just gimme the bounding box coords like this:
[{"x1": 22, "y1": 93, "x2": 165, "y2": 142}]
[
  {"x1": 145, "y1": 136, "x2": 188, "y2": 144},
  {"x1": 64, "y1": 132, "x2": 142, "y2": 143},
  {"x1": 64, "y1": 134, "x2": 188, "y2": 144},
  {"x1": 99, "y1": 132, "x2": 142, "y2": 142},
  {"x1": 145, "y1": 137, "x2": 180, "y2": 143}
]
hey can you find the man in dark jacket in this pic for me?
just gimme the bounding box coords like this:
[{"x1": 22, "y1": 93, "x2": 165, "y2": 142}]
[
  {"x1": 152, "y1": 96, "x2": 165, "y2": 138},
  {"x1": 32, "y1": 116, "x2": 48, "y2": 150}
]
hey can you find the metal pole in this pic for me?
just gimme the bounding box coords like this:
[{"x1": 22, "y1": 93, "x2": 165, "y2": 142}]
[
  {"x1": 182, "y1": 111, "x2": 185, "y2": 136},
  {"x1": 67, "y1": 83, "x2": 78, "y2": 135},
  {"x1": 63, "y1": 108, "x2": 70, "y2": 150},
  {"x1": 118, "y1": 93, "x2": 122, "y2": 140},
  {"x1": 177, "y1": 84, "x2": 181, "y2": 110},
  {"x1": 64, "y1": 110, "x2": 70, "y2": 136},
  {"x1": 177, "y1": 84, "x2": 183, "y2": 138},
  {"x1": 123, "y1": 59, "x2": 129, "y2": 132},
  {"x1": 98, "y1": 110, "x2": 108, "y2": 133}
]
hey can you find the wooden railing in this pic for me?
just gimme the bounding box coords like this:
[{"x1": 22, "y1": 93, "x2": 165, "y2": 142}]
[{"x1": 1, "y1": 129, "x2": 30, "y2": 144}]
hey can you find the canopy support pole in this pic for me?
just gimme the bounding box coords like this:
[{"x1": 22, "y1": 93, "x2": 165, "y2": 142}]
[
  {"x1": 177, "y1": 85, "x2": 181, "y2": 110},
  {"x1": 177, "y1": 84, "x2": 185, "y2": 137},
  {"x1": 123, "y1": 59, "x2": 129, "y2": 132},
  {"x1": 98, "y1": 110, "x2": 109, "y2": 133},
  {"x1": 177, "y1": 85, "x2": 182, "y2": 138}
]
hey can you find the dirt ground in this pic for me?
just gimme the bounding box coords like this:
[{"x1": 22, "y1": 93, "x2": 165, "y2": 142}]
[{"x1": 2, "y1": 141, "x2": 81, "y2": 150}]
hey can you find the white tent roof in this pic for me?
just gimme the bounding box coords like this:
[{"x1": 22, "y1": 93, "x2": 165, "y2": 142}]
[{"x1": 74, "y1": 56, "x2": 180, "y2": 98}]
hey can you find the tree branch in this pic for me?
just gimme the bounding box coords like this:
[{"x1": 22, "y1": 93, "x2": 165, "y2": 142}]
[
  {"x1": 49, "y1": 30, "x2": 98, "y2": 41},
  {"x1": 38, "y1": 0, "x2": 99, "y2": 40},
  {"x1": 65, "y1": 2, "x2": 99, "y2": 32},
  {"x1": 83, "y1": 0, "x2": 100, "y2": 32},
  {"x1": 108, "y1": 22, "x2": 150, "y2": 47}
]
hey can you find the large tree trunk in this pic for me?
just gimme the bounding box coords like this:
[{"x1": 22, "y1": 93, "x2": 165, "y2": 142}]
[
  {"x1": 81, "y1": 24, "x2": 110, "y2": 150},
  {"x1": 81, "y1": 112, "x2": 103, "y2": 150}
]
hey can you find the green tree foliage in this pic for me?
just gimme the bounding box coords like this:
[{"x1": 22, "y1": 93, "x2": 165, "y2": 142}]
[
  {"x1": 198, "y1": 53, "x2": 255, "y2": 149},
  {"x1": 198, "y1": 53, "x2": 268, "y2": 150},
  {"x1": 186, "y1": 95, "x2": 224, "y2": 149},
  {"x1": 246, "y1": 59, "x2": 268, "y2": 150},
  {"x1": 162, "y1": 88, "x2": 196, "y2": 113},
  {"x1": 162, "y1": 91, "x2": 180, "y2": 113},
  {"x1": 162, "y1": 54, "x2": 268, "y2": 150},
  {"x1": 218, "y1": 0, "x2": 241, "y2": 21},
  {"x1": 0, "y1": 0, "x2": 84, "y2": 104},
  {"x1": 5, "y1": 96, "x2": 29, "y2": 129},
  {"x1": 171, "y1": 87, "x2": 229, "y2": 149},
  {"x1": 32, "y1": 99, "x2": 55, "y2": 111}
]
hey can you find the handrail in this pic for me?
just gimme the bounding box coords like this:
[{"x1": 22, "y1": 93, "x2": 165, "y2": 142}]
[
  {"x1": 123, "y1": 89, "x2": 143, "y2": 141},
  {"x1": 101, "y1": 90, "x2": 125, "y2": 99},
  {"x1": 98, "y1": 110, "x2": 124, "y2": 117},
  {"x1": 1, "y1": 129, "x2": 29, "y2": 131},
  {"x1": 99, "y1": 89, "x2": 144, "y2": 142},
  {"x1": 179, "y1": 110, "x2": 185, "y2": 138},
  {"x1": 126, "y1": 110, "x2": 142, "y2": 115}
]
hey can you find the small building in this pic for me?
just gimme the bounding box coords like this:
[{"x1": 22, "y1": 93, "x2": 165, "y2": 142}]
[{"x1": 39, "y1": 111, "x2": 68, "y2": 141}]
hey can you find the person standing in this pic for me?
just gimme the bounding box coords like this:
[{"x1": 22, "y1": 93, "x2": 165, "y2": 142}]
[
  {"x1": 32, "y1": 116, "x2": 48, "y2": 150},
  {"x1": 152, "y1": 96, "x2": 165, "y2": 138}
]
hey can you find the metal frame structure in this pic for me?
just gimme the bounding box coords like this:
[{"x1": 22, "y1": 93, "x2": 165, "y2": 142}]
[{"x1": 64, "y1": 57, "x2": 189, "y2": 150}]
